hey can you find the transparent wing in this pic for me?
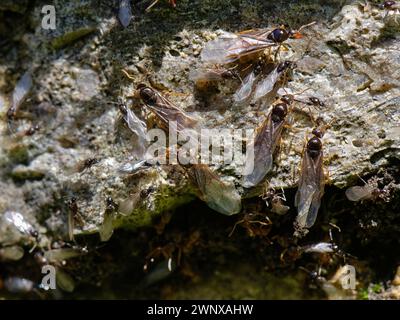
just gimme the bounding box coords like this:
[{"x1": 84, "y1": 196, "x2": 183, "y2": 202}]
[
  {"x1": 55, "y1": 268, "x2": 75, "y2": 293},
  {"x1": 0, "y1": 245, "x2": 24, "y2": 261},
  {"x1": 295, "y1": 151, "x2": 324, "y2": 230},
  {"x1": 253, "y1": 66, "x2": 280, "y2": 101},
  {"x1": 123, "y1": 106, "x2": 148, "y2": 153},
  {"x1": 190, "y1": 165, "x2": 241, "y2": 215},
  {"x1": 4, "y1": 277, "x2": 34, "y2": 293},
  {"x1": 303, "y1": 242, "x2": 335, "y2": 253},
  {"x1": 238, "y1": 28, "x2": 272, "y2": 39},
  {"x1": 118, "y1": 159, "x2": 152, "y2": 174},
  {"x1": 233, "y1": 71, "x2": 257, "y2": 103},
  {"x1": 118, "y1": 0, "x2": 132, "y2": 28},
  {"x1": 189, "y1": 68, "x2": 228, "y2": 82},
  {"x1": 243, "y1": 111, "x2": 286, "y2": 187},
  {"x1": 201, "y1": 32, "x2": 273, "y2": 64},
  {"x1": 345, "y1": 186, "x2": 372, "y2": 202},
  {"x1": 3, "y1": 211, "x2": 36, "y2": 236},
  {"x1": 44, "y1": 248, "x2": 84, "y2": 262},
  {"x1": 99, "y1": 212, "x2": 114, "y2": 242},
  {"x1": 12, "y1": 72, "x2": 32, "y2": 109},
  {"x1": 145, "y1": 91, "x2": 198, "y2": 132}
]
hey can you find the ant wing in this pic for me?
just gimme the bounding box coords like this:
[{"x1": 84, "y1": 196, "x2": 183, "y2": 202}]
[
  {"x1": 123, "y1": 106, "x2": 146, "y2": 136},
  {"x1": 190, "y1": 165, "x2": 241, "y2": 215},
  {"x1": 99, "y1": 211, "x2": 114, "y2": 242},
  {"x1": 201, "y1": 32, "x2": 274, "y2": 65},
  {"x1": 238, "y1": 28, "x2": 272, "y2": 39},
  {"x1": 233, "y1": 71, "x2": 257, "y2": 103},
  {"x1": 303, "y1": 242, "x2": 335, "y2": 253},
  {"x1": 55, "y1": 268, "x2": 75, "y2": 293},
  {"x1": 44, "y1": 248, "x2": 84, "y2": 263},
  {"x1": 121, "y1": 106, "x2": 148, "y2": 157},
  {"x1": 10, "y1": 72, "x2": 32, "y2": 116},
  {"x1": 253, "y1": 66, "x2": 280, "y2": 101},
  {"x1": 345, "y1": 185, "x2": 373, "y2": 202},
  {"x1": 3, "y1": 211, "x2": 37, "y2": 238},
  {"x1": 189, "y1": 67, "x2": 230, "y2": 83},
  {"x1": 295, "y1": 150, "x2": 325, "y2": 231},
  {"x1": 118, "y1": 0, "x2": 132, "y2": 28},
  {"x1": 243, "y1": 111, "x2": 286, "y2": 187},
  {"x1": 144, "y1": 91, "x2": 198, "y2": 132}
]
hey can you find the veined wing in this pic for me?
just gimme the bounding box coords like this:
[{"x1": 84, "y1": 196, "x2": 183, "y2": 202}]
[
  {"x1": 238, "y1": 28, "x2": 272, "y2": 39},
  {"x1": 12, "y1": 72, "x2": 32, "y2": 110},
  {"x1": 190, "y1": 164, "x2": 241, "y2": 215},
  {"x1": 253, "y1": 65, "x2": 280, "y2": 101},
  {"x1": 234, "y1": 71, "x2": 257, "y2": 103},
  {"x1": 201, "y1": 31, "x2": 274, "y2": 65},
  {"x1": 144, "y1": 91, "x2": 198, "y2": 132},
  {"x1": 243, "y1": 110, "x2": 286, "y2": 187},
  {"x1": 189, "y1": 67, "x2": 234, "y2": 83},
  {"x1": 345, "y1": 185, "x2": 374, "y2": 202},
  {"x1": 295, "y1": 151, "x2": 325, "y2": 230}
]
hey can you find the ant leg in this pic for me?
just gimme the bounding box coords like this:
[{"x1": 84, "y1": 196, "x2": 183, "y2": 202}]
[
  {"x1": 228, "y1": 219, "x2": 245, "y2": 237},
  {"x1": 121, "y1": 68, "x2": 136, "y2": 80},
  {"x1": 298, "y1": 21, "x2": 317, "y2": 32},
  {"x1": 307, "y1": 106, "x2": 319, "y2": 127},
  {"x1": 279, "y1": 186, "x2": 287, "y2": 202},
  {"x1": 329, "y1": 222, "x2": 342, "y2": 233},
  {"x1": 328, "y1": 228, "x2": 335, "y2": 243},
  {"x1": 146, "y1": 0, "x2": 160, "y2": 12}
]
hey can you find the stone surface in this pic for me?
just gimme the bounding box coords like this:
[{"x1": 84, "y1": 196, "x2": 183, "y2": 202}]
[{"x1": 0, "y1": 0, "x2": 399, "y2": 299}]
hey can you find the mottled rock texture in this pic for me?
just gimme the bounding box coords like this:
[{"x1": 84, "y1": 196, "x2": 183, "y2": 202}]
[{"x1": 0, "y1": 0, "x2": 399, "y2": 299}]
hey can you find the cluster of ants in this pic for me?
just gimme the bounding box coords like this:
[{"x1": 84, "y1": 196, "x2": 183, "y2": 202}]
[
  {"x1": 130, "y1": 21, "x2": 327, "y2": 237},
  {"x1": 2, "y1": 0, "x2": 398, "y2": 297},
  {"x1": 120, "y1": 21, "x2": 345, "y2": 286},
  {"x1": 125, "y1": 2, "x2": 399, "y2": 286}
]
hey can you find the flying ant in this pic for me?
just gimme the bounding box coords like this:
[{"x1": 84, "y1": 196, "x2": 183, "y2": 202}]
[
  {"x1": 294, "y1": 124, "x2": 328, "y2": 237},
  {"x1": 234, "y1": 60, "x2": 296, "y2": 104},
  {"x1": 242, "y1": 95, "x2": 294, "y2": 188},
  {"x1": 66, "y1": 197, "x2": 85, "y2": 242},
  {"x1": 201, "y1": 23, "x2": 315, "y2": 66},
  {"x1": 137, "y1": 84, "x2": 199, "y2": 134},
  {"x1": 345, "y1": 173, "x2": 394, "y2": 202},
  {"x1": 189, "y1": 66, "x2": 240, "y2": 89},
  {"x1": 137, "y1": 85, "x2": 241, "y2": 216},
  {"x1": 99, "y1": 196, "x2": 118, "y2": 242}
]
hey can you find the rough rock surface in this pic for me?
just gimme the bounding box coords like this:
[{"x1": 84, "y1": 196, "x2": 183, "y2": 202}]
[{"x1": 0, "y1": 0, "x2": 399, "y2": 299}]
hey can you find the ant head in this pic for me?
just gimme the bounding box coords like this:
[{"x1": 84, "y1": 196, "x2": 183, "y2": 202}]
[
  {"x1": 312, "y1": 127, "x2": 324, "y2": 139},
  {"x1": 289, "y1": 30, "x2": 303, "y2": 39}
]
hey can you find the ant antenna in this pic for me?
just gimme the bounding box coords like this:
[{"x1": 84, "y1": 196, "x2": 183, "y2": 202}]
[
  {"x1": 298, "y1": 21, "x2": 317, "y2": 32},
  {"x1": 356, "y1": 173, "x2": 368, "y2": 185}
]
